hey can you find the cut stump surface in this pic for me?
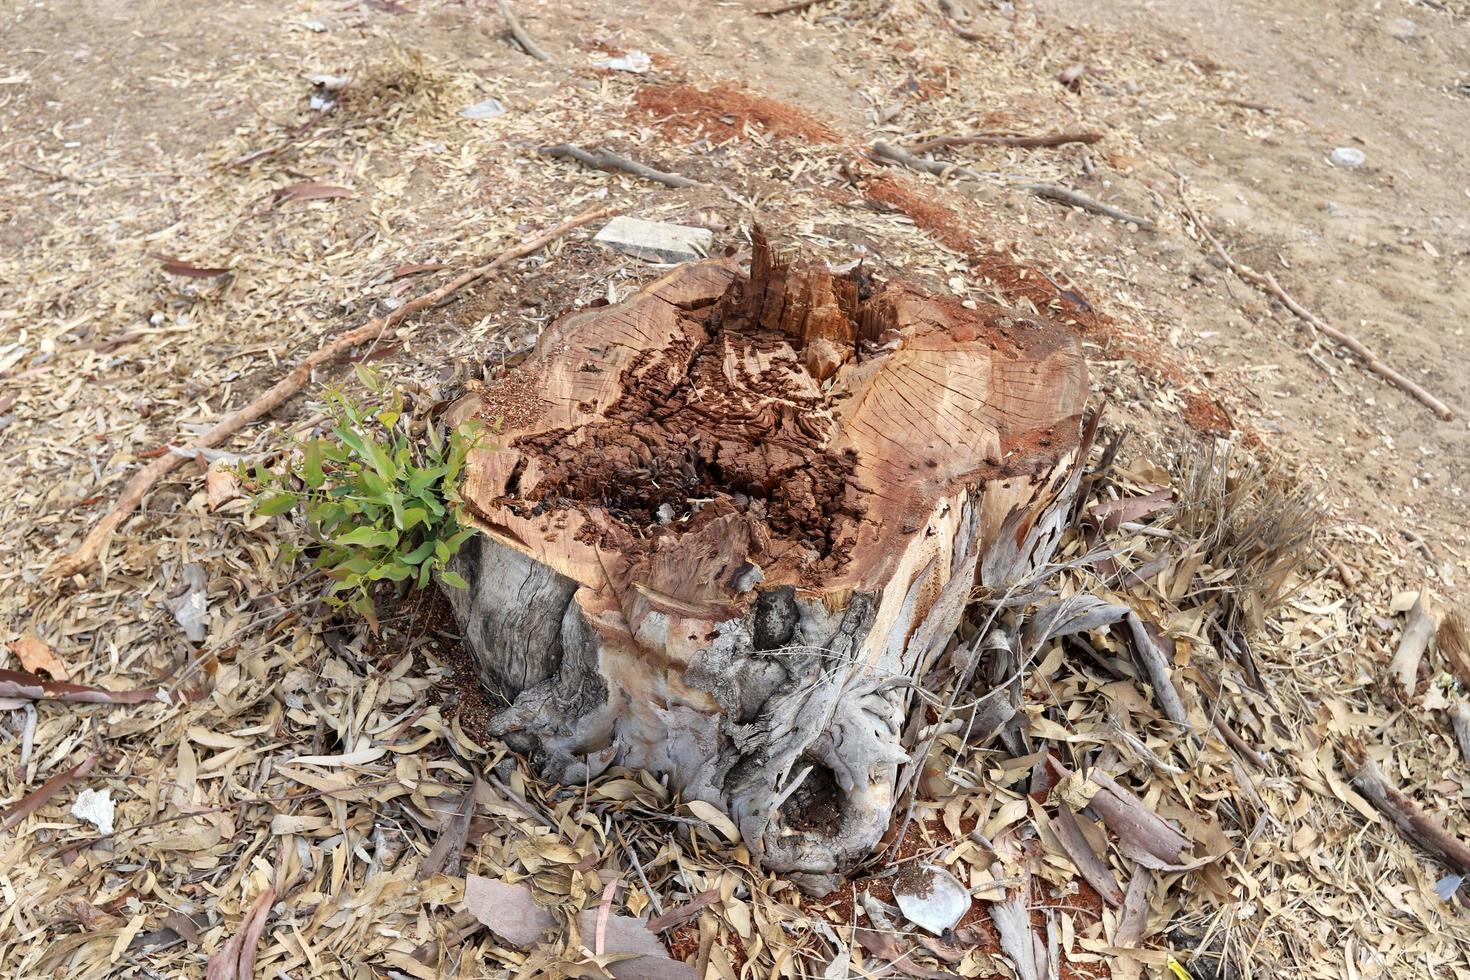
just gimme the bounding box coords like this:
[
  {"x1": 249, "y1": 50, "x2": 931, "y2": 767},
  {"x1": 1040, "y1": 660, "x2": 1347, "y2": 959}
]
[{"x1": 445, "y1": 230, "x2": 1088, "y2": 890}]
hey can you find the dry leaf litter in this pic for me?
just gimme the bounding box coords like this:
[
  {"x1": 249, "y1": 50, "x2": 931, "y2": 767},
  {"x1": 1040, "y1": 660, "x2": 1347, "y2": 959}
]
[{"x1": 2, "y1": 1, "x2": 1468, "y2": 978}]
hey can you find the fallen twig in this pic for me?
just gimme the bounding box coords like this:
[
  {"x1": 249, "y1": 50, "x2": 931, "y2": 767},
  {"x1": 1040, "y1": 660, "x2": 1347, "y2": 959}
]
[
  {"x1": 1345, "y1": 741, "x2": 1470, "y2": 874},
  {"x1": 1024, "y1": 182, "x2": 1155, "y2": 229},
  {"x1": 907, "y1": 131, "x2": 1104, "y2": 153},
  {"x1": 756, "y1": 0, "x2": 830, "y2": 14},
  {"x1": 870, "y1": 139, "x2": 1004, "y2": 183},
  {"x1": 539, "y1": 144, "x2": 704, "y2": 189},
  {"x1": 46, "y1": 206, "x2": 614, "y2": 580},
  {"x1": 1125, "y1": 612, "x2": 1193, "y2": 732},
  {"x1": 871, "y1": 141, "x2": 1154, "y2": 228},
  {"x1": 1177, "y1": 181, "x2": 1456, "y2": 420},
  {"x1": 498, "y1": 0, "x2": 551, "y2": 61}
]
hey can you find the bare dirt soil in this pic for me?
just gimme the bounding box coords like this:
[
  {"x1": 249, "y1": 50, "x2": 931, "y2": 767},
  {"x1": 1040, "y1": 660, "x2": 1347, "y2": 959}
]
[{"x1": 2, "y1": 0, "x2": 1469, "y2": 977}]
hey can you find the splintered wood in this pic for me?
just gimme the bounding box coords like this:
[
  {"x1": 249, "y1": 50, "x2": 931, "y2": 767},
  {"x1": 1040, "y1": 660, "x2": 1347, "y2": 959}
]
[{"x1": 443, "y1": 229, "x2": 1089, "y2": 890}]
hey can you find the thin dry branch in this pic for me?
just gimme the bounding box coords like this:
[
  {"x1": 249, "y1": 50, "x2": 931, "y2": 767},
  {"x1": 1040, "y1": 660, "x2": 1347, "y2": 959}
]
[
  {"x1": 1346, "y1": 742, "x2": 1470, "y2": 874},
  {"x1": 756, "y1": 0, "x2": 831, "y2": 14},
  {"x1": 498, "y1": 0, "x2": 551, "y2": 61},
  {"x1": 1025, "y1": 182, "x2": 1155, "y2": 229},
  {"x1": 870, "y1": 139, "x2": 1004, "y2": 182},
  {"x1": 1178, "y1": 185, "x2": 1456, "y2": 420},
  {"x1": 46, "y1": 206, "x2": 614, "y2": 580},
  {"x1": 871, "y1": 141, "x2": 1154, "y2": 228},
  {"x1": 907, "y1": 132, "x2": 1105, "y2": 153},
  {"x1": 1125, "y1": 612, "x2": 1193, "y2": 732},
  {"x1": 540, "y1": 144, "x2": 705, "y2": 189}
]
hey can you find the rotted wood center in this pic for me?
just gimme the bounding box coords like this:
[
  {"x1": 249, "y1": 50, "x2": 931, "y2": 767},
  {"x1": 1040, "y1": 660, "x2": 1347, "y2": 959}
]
[{"x1": 444, "y1": 228, "x2": 1089, "y2": 891}]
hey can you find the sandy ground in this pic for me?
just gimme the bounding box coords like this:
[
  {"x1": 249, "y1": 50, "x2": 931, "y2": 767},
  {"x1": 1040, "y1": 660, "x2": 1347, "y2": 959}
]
[{"x1": 3, "y1": 0, "x2": 1469, "y2": 976}]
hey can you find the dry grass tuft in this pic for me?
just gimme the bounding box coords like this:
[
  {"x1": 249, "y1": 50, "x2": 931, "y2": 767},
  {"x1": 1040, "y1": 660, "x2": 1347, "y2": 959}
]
[{"x1": 1173, "y1": 443, "x2": 1322, "y2": 636}]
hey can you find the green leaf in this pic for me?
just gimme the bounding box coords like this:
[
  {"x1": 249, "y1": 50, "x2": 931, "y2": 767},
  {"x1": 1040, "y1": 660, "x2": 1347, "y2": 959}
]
[
  {"x1": 398, "y1": 539, "x2": 436, "y2": 565},
  {"x1": 440, "y1": 570, "x2": 470, "y2": 590},
  {"x1": 302, "y1": 439, "x2": 327, "y2": 489},
  {"x1": 334, "y1": 526, "x2": 399, "y2": 549},
  {"x1": 255, "y1": 492, "x2": 299, "y2": 516},
  {"x1": 371, "y1": 562, "x2": 412, "y2": 582},
  {"x1": 353, "y1": 363, "x2": 381, "y2": 392}
]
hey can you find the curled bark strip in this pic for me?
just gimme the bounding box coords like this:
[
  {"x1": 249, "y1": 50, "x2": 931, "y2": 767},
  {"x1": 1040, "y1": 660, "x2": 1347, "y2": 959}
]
[
  {"x1": 1178, "y1": 183, "x2": 1455, "y2": 420},
  {"x1": 1047, "y1": 805, "x2": 1125, "y2": 907},
  {"x1": 498, "y1": 0, "x2": 551, "y2": 61},
  {"x1": 1389, "y1": 592, "x2": 1435, "y2": 699},
  {"x1": 0, "y1": 667, "x2": 168, "y2": 705},
  {"x1": 46, "y1": 206, "x2": 614, "y2": 581},
  {"x1": 1125, "y1": 612, "x2": 1193, "y2": 732},
  {"x1": 540, "y1": 144, "x2": 705, "y2": 189},
  {"x1": 1346, "y1": 742, "x2": 1470, "y2": 874}
]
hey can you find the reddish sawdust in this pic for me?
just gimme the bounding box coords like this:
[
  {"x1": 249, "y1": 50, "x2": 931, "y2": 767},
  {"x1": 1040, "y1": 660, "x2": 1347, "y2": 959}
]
[
  {"x1": 633, "y1": 82, "x2": 841, "y2": 144},
  {"x1": 863, "y1": 174, "x2": 1231, "y2": 436}
]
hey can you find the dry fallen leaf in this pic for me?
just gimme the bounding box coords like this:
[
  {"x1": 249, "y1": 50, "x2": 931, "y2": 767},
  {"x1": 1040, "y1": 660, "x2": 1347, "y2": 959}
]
[
  {"x1": 206, "y1": 888, "x2": 276, "y2": 980},
  {"x1": 164, "y1": 563, "x2": 209, "y2": 643},
  {"x1": 8, "y1": 632, "x2": 69, "y2": 680},
  {"x1": 273, "y1": 181, "x2": 354, "y2": 204},
  {"x1": 150, "y1": 252, "x2": 233, "y2": 278},
  {"x1": 206, "y1": 464, "x2": 243, "y2": 511},
  {"x1": 0, "y1": 755, "x2": 97, "y2": 833},
  {"x1": 464, "y1": 876, "x2": 554, "y2": 946}
]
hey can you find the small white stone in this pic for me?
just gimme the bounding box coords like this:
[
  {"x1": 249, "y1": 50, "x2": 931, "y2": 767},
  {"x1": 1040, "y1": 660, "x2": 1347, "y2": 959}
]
[
  {"x1": 459, "y1": 98, "x2": 506, "y2": 120},
  {"x1": 593, "y1": 216, "x2": 714, "y2": 264},
  {"x1": 894, "y1": 865, "x2": 970, "y2": 935},
  {"x1": 594, "y1": 50, "x2": 652, "y2": 74},
  {"x1": 71, "y1": 788, "x2": 115, "y2": 835},
  {"x1": 1386, "y1": 18, "x2": 1419, "y2": 40},
  {"x1": 1330, "y1": 147, "x2": 1366, "y2": 169}
]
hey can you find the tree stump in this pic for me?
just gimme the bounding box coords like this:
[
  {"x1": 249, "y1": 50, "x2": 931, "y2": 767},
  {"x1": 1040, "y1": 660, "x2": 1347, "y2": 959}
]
[{"x1": 445, "y1": 231, "x2": 1089, "y2": 891}]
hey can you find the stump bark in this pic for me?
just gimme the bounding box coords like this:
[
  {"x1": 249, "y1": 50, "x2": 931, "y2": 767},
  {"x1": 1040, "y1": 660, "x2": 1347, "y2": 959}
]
[{"x1": 444, "y1": 231, "x2": 1089, "y2": 890}]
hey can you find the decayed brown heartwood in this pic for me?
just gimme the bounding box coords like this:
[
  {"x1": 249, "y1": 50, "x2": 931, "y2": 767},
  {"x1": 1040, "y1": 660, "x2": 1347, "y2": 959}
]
[{"x1": 444, "y1": 230, "x2": 1090, "y2": 891}]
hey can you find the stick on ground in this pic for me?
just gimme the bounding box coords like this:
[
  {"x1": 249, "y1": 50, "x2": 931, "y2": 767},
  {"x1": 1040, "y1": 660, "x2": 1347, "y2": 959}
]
[
  {"x1": 1024, "y1": 182, "x2": 1155, "y2": 229},
  {"x1": 498, "y1": 0, "x2": 551, "y2": 61},
  {"x1": 46, "y1": 206, "x2": 614, "y2": 581},
  {"x1": 871, "y1": 141, "x2": 1154, "y2": 228},
  {"x1": 1178, "y1": 182, "x2": 1456, "y2": 420},
  {"x1": 1346, "y1": 742, "x2": 1470, "y2": 874},
  {"x1": 907, "y1": 132, "x2": 1105, "y2": 153},
  {"x1": 540, "y1": 144, "x2": 705, "y2": 189}
]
